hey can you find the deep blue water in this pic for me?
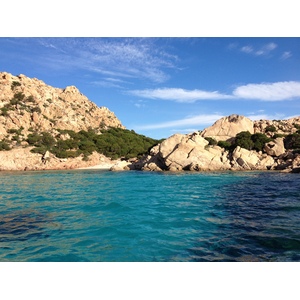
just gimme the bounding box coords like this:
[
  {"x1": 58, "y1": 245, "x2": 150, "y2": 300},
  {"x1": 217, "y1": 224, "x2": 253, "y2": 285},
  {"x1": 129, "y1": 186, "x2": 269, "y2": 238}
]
[{"x1": 0, "y1": 170, "x2": 299, "y2": 262}]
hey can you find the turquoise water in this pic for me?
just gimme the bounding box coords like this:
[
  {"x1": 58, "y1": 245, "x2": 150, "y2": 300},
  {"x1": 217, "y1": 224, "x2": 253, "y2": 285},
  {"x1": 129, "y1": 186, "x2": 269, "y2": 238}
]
[{"x1": 0, "y1": 170, "x2": 299, "y2": 262}]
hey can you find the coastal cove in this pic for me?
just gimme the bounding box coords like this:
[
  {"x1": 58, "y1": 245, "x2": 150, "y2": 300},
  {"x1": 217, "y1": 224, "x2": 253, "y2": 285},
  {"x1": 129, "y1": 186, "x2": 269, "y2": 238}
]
[{"x1": 1, "y1": 169, "x2": 299, "y2": 262}]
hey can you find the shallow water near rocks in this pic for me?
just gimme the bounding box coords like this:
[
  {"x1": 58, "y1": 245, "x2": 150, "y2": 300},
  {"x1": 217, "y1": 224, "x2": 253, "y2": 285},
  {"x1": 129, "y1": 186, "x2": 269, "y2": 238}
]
[{"x1": 0, "y1": 169, "x2": 299, "y2": 262}]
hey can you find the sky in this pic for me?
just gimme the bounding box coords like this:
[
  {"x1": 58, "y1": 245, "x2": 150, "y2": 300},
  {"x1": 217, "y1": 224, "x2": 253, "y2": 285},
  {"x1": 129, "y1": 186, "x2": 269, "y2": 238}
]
[{"x1": 1, "y1": 37, "x2": 300, "y2": 139}]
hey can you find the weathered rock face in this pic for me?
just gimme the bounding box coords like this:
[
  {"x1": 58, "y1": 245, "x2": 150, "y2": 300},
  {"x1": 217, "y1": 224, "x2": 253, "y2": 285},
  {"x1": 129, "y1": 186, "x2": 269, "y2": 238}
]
[
  {"x1": 200, "y1": 114, "x2": 300, "y2": 142},
  {"x1": 0, "y1": 147, "x2": 116, "y2": 171},
  {"x1": 133, "y1": 131, "x2": 281, "y2": 172},
  {"x1": 201, "y1": 114, "x2": 254, "y2": 141},
  {"x1": 254, "y1": 117, "x2": 300, "y2": 137},
  {"x1": 157, "y1": 132, "x2": 231, "y2": 171},
  {"x1": 231, "y1": 146, "x2": 275, "y2": 170},
  {"x1": 264, "y1": 138, "x2": 286, "y2": 157},
  {"x1": 0, "y1": 72, "x2": 124, "y2": 139}
]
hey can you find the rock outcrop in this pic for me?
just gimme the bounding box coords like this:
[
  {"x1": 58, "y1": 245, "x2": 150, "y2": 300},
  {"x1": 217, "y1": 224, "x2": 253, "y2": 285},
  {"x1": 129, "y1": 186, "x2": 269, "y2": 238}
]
[
  {"x1": 254, "y1": 117, "x2": 300, "y2": 137},
  {"x1": 230, "y1": 146, "x2": 275, "y2": 170},
  {"x1": 264, "y1": 138, "x2": 285, "y2": 157},
  {"x1": 201, "y1": 114, "x2": 254, "y2": 141},
  {"x1": 0, "y1": 147, "x2": 117, "y2": 171},
  {"x1": 131, "y1": 131, "x2": 274, "y2": 172},
  {"x1": 132, "y1": 128, "x2": 300, "y2": 173},
  {"x1": 0, "y1": 72, "x2": 124, "y2": 139},
  {"x1": 0, "y1": 72, "x2": 125, "y2": 171}
]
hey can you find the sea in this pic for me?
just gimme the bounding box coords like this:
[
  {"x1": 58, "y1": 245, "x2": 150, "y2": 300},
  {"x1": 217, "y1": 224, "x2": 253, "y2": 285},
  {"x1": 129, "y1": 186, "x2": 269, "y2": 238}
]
[{"x1": 0, "y1": 169, "x2": 299, "y2": 262}]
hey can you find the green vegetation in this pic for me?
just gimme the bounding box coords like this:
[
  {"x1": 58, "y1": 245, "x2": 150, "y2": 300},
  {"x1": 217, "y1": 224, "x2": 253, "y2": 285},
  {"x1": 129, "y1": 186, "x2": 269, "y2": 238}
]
[
  {"x1": 273, "y1": 133, "x2": 286, "y2": 139},
  {"x1": 7, "y1": 127, "x2": 24, "y2": 135},
  {"x1": 284, "y1": 133, "x2": 300, "y2": 152},
  {"x1": 217, "y1": 140, "x2": 232, "y2": 151},
  {"x1": 204, "y1": 137, "x2": 217, "y2": 146},
  {"x1": 265, "y1": 125, "x2": 276, "y2": 133},
  {"x1": 0, "y1": 93, "x2": 39, "y2": 116},
  {"x1": 215, "y1": 131, "x2": 272, "y2": 153},
  {"x1": 27, "y1": 127, "x2": 162, "y2": 160},
  {"x1": 250, "y1": 133, "x2": 272, "y2": 152},
  {"x1": 0, "y1": 139, "x2": 11, "y2": 151},
  {"x1": 11, "y1": 81, "x2": 21, "y2": 90},
  {"x1": 0, "y1": 107, "x2": 9, "y2": 116},
  {"x1": 233, "y1": 131, "x2": 254, "y2": 150}
]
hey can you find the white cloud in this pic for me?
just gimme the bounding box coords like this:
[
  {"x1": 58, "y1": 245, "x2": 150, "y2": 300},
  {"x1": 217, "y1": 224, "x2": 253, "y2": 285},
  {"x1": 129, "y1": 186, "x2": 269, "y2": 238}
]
[
  {"x1": 239, "y1": 42, "x2": 277, "y2": 56},
  {"x1": 170, "y1": 128, "x2": 200, "y2": 133},
  {"x1": 233, "y1": 81, "x2": 300, "y2": 101},
  {"x1": 255, "y1": 42, "x2": 277, "y2": 56},
  {"x1": 281, "y1": 51, "x2": 292, "y2": 60},
  {"x1": 91, "y1": 80, "x2": 123, "y2": 88},
  {"x1": 129, "y1": 88, "x2": 233, "y2": 103},
  {"x1": 227, "y1": 42, "x2": 238, "y2": 50},
  {"x1": 135, "y1": 114, "x2": 224, "y2": 130},
  {"x1": 246, "y1": 113, "x2": 285, "y2": 121},
  {"x1": 241, "y1": 46, "x2": 253, "y2": 53},
  {"x1": 129, "y1": 81, "x2": 300, "y2": 102},
  {"x1": 134, "y1": 100, "x2": 147, "y2": 108}
]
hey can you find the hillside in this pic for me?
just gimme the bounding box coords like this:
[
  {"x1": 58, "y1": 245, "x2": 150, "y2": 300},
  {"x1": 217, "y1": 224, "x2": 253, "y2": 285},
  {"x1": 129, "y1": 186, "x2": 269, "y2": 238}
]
[
  {"x1": 0, "y1": 72, "x2": 161, "y2": 170},
  {"x1": 0, "y1": 72, "x2": 124, "y2": 141}
]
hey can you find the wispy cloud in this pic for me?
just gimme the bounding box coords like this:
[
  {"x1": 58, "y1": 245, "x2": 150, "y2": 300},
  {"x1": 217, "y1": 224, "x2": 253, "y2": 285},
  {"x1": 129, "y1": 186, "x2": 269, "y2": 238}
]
[
  {"x1": 134, "y1": 114, "x2": 224, "y2": 130},
  {"x1": 246, "y1": 113, "x2": 285, "y2": 121},
  {"x1": 238, "y1": 42, "x2": 278, "y2": 57},
  {"x1": 241, "y1": 46, "x2": 253, "y2": 54},
  {"x1": 134, "y1": 100, "x2": 147, "y2": 108},
  {"x1": 135, "y1": 112, "x2": 292, "y2": 132},
  {"x1": 129, "y1": 81, "x2": 300, "y2": 102},
  {"x1": 129, "y1": 88, "x2": 233, "y2": 103},
  {"x1": 36, "y1": 38, "x2": 179, "y2": 84},
  {"x1": 281, "y1": 51, "x2": 292, "y2": 60},
  {"x1": 254, "y1": 42, "x2": 277, "y2": 56},
  {"x1": 91, "y1": 80, "x2": 124, "y2": 89}
]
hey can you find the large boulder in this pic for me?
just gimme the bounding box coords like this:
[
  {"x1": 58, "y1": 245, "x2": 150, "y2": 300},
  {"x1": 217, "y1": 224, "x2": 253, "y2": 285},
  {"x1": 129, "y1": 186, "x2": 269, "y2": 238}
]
[
  {"x1": 264, "y1": 138, "x2": 285, "y2": 157},
  {"x1": 110, "y1": 160, "x2": 132, "y2": 171},
  {"x1": 201, "y1": 114, "x2": 254, "y2": 141}
]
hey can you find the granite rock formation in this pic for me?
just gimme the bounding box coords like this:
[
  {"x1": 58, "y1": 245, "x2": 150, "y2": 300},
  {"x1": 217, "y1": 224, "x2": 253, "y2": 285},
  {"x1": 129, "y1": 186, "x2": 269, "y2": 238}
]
[
  {"x1": 0, "y1": 72, "x2": 124, "y2": 140},
  {"x1": 0, "y1": 72, "x2": 124, "y2": 170},
  {"x1": 201, "y1": 114, "x2": 254, "y2": 141}
]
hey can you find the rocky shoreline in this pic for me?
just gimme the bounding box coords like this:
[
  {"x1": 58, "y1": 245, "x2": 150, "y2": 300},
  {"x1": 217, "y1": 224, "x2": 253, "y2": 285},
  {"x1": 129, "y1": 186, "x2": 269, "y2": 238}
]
[
  {"x1": 1, "y1": 72, "x2": 300, "y2": 174},
  {"x1": 1, "y1": 114, "x2": 300, "y2": 173},
  {"x1": 110, "y1": 132, "x2": 300, "y2": 173},
  {"x1": 110, "y1": 115, "x2": 300, "y2": 173}
]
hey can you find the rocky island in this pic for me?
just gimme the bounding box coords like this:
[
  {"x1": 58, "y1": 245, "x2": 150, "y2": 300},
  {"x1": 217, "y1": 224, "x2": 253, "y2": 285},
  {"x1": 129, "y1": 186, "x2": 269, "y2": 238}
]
[{"x1": 1, "y1": 72, "x2": 300, "y2": 173}]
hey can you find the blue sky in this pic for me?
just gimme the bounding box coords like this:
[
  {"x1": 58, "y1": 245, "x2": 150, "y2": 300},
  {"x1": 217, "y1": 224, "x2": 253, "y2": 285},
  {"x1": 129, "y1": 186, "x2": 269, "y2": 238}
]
[{"x1": 1, "y1": 37, "x2": 300, "y2": 139}]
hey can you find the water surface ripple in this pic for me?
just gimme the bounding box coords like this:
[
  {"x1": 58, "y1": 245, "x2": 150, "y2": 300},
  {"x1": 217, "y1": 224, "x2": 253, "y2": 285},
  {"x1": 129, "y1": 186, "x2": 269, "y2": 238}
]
[{"x1": 0, "y1": 170, "x2": 299, "y2": 261}]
